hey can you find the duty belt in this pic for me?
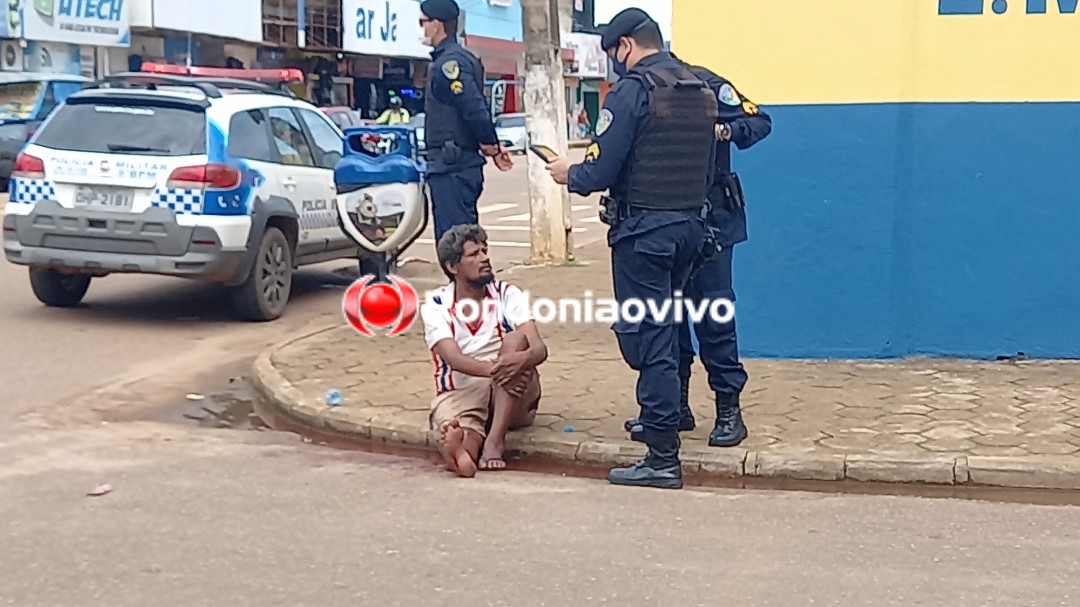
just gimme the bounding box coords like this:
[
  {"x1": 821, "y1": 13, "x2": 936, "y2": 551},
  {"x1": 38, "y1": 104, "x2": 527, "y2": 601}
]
[{"x1": 599, "y1": 196, "x2": 706, "y2": 226}]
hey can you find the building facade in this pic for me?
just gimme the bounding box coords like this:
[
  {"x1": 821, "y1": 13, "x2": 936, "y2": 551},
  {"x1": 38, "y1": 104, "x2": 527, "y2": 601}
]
[
  {"x1": 1, "y1": 0, "x2": 131, "y2": 77},
  {"x1": 672, "y1": 0, "x2": 1080, "y2": 359}
]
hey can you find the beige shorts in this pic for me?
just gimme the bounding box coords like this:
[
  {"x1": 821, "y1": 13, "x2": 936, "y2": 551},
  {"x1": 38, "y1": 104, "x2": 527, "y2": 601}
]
[
  {"x1": 429, "y1": 379, "x2": 496, "y2": 439},
  {"x1": 428, "y1": 374, "x2": 542, "y2": 439}
]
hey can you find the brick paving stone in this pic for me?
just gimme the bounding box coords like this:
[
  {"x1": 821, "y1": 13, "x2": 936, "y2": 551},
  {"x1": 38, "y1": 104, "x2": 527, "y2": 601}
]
[{"x1": 252, "y1": 240, "x2": 1080, "y2": 489}]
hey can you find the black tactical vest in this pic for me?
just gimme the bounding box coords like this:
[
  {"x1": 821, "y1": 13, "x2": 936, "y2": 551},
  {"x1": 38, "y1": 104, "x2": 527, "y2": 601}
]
[
  {"x1": 424, "y1": 45, "x2": 486, "y2": 163},
  {"x1": 685, "y1": 65, "x2": 732, "y2": 174},
  {"x1": 612, "y1": 63, "x2": 719, "y2": 211}
]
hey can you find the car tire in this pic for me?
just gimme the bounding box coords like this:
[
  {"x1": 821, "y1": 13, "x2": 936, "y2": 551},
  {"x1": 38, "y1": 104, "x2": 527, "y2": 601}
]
[
  {"x1": 232, "y1": 227, "x2": 293, "y2": 322},
  {"x1": 29, "y1": 268, "x2": 92, "y2": 307}
]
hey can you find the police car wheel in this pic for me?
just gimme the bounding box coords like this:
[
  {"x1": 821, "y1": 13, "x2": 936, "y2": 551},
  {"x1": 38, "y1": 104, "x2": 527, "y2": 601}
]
[
  {"x1": 232, "y1": 227, "x2": 293, "y2": 322},
  {"x1": 28, "y1": 268, "x2": 91, "y2": 308}
]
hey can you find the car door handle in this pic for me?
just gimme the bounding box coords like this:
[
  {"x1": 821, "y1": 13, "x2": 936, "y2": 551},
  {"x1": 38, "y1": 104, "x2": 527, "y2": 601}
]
[{"x1": 282, "y1": 177, "x2": 297, "y2": 188}]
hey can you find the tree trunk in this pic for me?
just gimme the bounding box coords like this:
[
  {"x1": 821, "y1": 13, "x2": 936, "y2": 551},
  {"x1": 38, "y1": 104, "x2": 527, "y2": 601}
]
[{"x1": 522, "y1": 0, "x2": 573, "y2": 264}]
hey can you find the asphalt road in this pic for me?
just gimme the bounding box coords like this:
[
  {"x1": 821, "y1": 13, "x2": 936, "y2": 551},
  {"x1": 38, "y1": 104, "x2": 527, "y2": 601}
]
[
  {"x1": 4, "y1": 154, "x2": 1079, "y2": 606},
  {"x1": 2, "y1": 422, "x2": 1079, "y2": 607}
]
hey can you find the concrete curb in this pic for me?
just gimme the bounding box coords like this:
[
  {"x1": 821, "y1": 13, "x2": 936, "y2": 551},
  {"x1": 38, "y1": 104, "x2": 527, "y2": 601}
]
[{"x1": 251, "y1": 326, "x2": 1080, "y2": 492}]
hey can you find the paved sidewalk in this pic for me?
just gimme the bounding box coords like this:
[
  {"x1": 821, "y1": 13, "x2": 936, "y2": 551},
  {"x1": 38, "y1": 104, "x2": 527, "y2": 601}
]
[{"x1": 252, "y1": 241, "x2": 1080, "y2": 490}]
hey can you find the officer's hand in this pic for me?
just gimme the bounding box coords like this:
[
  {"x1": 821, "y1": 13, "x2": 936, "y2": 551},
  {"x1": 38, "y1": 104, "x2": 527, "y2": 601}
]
[
  {"x1": 493, "y1": 148, "x2": 514, "y2": 172},
  {"x1": 545, "y1": 157, "x2": 572, "y2": 185}
]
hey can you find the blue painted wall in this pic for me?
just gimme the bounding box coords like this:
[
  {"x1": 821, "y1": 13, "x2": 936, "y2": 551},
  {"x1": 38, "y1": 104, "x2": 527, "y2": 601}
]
[
  {"x1": 458, "y1": 0, "x2": 522, "y2": 41},
  {"x1": 729, "y1": 102, "x2": 1080, "y2": 360}
]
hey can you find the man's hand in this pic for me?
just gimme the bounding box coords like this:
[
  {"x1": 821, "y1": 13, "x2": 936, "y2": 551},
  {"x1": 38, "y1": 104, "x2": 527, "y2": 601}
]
[
  {"x1": 503, "y1": 368, "x2": 534, "y2": 398},
  {"x1": 545, "y1": 156, "x2": 573, "y2": 185},
  {"x1": 491, "y1": 351, "x2": 529, "y2": 386}
]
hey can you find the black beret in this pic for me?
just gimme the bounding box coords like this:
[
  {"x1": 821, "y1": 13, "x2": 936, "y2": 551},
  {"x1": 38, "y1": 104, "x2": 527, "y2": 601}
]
[
  {"x1": 420, "y1": 0, "x2": 460, "y2": 21},
  {"x1": 600, "y1": 7, "x2": 655, "y2": 50}
]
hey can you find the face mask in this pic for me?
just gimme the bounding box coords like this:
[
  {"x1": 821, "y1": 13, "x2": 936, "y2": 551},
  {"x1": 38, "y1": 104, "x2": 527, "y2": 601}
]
[
  {"x1": 419, "y1": 24, "x2": 432, "y2": 46},
  {"x1": 611, "y1": 43, "x2": 630, "y2": 77}
]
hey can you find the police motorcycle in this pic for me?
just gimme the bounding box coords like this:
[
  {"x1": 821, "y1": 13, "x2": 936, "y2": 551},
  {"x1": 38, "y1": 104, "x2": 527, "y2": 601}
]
[{"x1": 333, "y1": 125, "x2": 429, "y2": 281}]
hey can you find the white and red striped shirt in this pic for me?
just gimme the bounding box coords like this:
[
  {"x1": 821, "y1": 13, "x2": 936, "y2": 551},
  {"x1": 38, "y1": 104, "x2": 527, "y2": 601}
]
[{"x1": 420, "y1": 280, "x2": 533, "y2": 395}]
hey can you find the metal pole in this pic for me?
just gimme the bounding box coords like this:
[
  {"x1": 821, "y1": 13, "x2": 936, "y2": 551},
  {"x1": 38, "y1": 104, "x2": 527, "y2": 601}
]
[{"x1": 298, "y1": 0, "x2": 307, "y2": 48}]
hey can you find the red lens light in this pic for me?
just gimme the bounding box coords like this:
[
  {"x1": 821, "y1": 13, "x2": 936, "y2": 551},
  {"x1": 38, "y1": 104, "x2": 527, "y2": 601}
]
[
  {"x1": 12, "y1": 153, "x2": 45, "y2": 179},
  {"x1": 167, "y1": 164, "x2": 241, "y2": 190}
]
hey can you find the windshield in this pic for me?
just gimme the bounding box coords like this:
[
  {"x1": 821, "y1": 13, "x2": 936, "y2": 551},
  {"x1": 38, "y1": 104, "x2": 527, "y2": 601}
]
[
  {"x1": 495, "y1": 115, "x2": 525, "y2": 129},
  {"x1": 0, "y1": 82, "x2": 45, "y2": 121},
  {"x1": 33, "y1": 101, "x2": 207, "y2": 156}
]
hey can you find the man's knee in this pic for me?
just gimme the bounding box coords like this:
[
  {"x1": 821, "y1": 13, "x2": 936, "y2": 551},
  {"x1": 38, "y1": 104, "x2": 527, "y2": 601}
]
[{"x1": 500, "y1": 330, "x2": 529, "y2": 354}]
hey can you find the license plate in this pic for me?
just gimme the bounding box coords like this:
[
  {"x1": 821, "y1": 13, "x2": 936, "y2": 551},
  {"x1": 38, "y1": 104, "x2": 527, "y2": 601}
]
[{"x1": 74, "y1": 186, "x2": 134, "y2": 212}]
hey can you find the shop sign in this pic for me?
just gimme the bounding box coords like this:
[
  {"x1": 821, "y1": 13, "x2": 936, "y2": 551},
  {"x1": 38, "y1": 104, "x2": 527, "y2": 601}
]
[
  {"x1": 562, "y1": 32, "x2": 606, "y2": 79},
  {"x1": 2, "y1": 0, "x2": 131, "y2": 47},
  {"x1": 344, "y1": 0, "x2": 432, "y2": 60},
  {"x1": 150, "y1": 0, "x2": 263, "y2": 43}
]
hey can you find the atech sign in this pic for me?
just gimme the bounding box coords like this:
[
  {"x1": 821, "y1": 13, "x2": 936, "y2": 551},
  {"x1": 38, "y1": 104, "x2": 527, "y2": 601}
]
[
  {"x1": 3, "y1": 0, "x2": 130, "y2": 47},
  {"x1": 344, "y1": 0, "x2": 432, "y2": 60}
]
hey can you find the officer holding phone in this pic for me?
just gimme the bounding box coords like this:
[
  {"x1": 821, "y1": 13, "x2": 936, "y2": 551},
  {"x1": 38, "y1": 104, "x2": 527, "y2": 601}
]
[
  {"x1": 419, "y1": 0, "x2": 513, "y2": 244},
  {"x1": 623, "y1": 55, "x2": 773, "y2": 449},
  {"x1": 544, "y1": 7, "x2": 718, "y2": 490}
]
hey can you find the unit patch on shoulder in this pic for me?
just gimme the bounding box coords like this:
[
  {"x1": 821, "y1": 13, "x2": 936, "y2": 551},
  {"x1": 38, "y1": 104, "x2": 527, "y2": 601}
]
[
  {"x1": 718, "y1": 83, "x2": 740, "y2": 106},
  {"x1": 742, "y1": 99, "x2": 759, "y2": 115},
  {"x1": 595, "y1": 109, "x2": 613, "y2": 136},
  {"x1": 441, "y1": 60, "x2": 460, "y2": 80},
  {"x1": 584, "y1": 143, "x2": 601, "y2": 162},
  {"x1": 450, "y1": 80, "x2": 464, "y2": 95}
]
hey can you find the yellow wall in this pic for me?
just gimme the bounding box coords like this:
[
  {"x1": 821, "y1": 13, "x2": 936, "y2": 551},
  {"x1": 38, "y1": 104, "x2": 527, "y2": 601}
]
[{"x1": 671, "y1": 0, "x2": 1080, "y2": 104}]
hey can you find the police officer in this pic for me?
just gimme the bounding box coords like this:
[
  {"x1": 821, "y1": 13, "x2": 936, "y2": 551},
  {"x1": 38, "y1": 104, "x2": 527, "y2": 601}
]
[
  {"x1": 624, "y1": 56, "x2": 773, "y2": 448},
  {"x1": 544, "y1": 8, "x2": 718, "y2": 490},
  {"x1": 419, "y1": 0, "x2": 513, "y2": 244}
]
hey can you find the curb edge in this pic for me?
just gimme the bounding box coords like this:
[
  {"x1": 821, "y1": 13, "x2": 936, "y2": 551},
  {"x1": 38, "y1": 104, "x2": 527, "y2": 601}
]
[{"x1": 250, "y1": 333, "x2": 1080, "y2": 492}]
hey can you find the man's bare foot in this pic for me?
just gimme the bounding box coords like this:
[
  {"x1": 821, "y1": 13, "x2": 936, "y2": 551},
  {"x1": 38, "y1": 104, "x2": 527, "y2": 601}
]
[
  {"x1": 439, "y1": 420, "x2": 477, "y2": 478},
  {"x1": 479, "y1": 440, "x2": 507, "y2": 471}
]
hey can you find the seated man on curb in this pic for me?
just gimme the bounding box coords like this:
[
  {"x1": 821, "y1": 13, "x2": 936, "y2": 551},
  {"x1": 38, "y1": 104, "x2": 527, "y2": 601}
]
[{"x1": 420, "y1": 224, "x2": 549, "y2": 477}]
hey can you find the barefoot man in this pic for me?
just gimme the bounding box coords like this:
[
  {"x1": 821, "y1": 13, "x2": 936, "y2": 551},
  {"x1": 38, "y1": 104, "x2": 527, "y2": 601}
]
[{"x1": 420, "y1": 224, "x2": 549, "y2": 476}]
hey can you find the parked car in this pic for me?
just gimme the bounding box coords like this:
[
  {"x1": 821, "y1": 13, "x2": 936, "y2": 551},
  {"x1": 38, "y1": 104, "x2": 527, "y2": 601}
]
[
  {"x1": 320, "y1": 105, "x2": 362, "y2": 131},
  {"x1": 3, "y1": 71, "x2": 361, "y2": 321},
  {"x1": 494, "y1": 112, "x2": 527, "y2": 154},
  {"x1": 0, "y1": 73, "x2": 92, "y2": 191}
]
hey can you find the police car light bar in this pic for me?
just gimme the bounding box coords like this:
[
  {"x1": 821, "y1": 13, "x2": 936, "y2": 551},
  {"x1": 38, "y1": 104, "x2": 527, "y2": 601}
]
[{"x1": 139, "y1": 62, "x2": 305, "y2": 83}]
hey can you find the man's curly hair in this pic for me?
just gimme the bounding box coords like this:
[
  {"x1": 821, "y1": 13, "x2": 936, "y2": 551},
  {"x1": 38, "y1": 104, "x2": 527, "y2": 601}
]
[{"x1": 436, "y1": 224, "x2": 489, "y2": 280}]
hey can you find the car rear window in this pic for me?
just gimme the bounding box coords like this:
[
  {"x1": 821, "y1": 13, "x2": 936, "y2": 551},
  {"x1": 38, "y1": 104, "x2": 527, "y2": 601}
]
[
  {"x1": 496, "y1": 115, "x2": 525, "y2": 129},
  {"x1": 33, "y1": 100, "x2": 207, "y2": 156}
]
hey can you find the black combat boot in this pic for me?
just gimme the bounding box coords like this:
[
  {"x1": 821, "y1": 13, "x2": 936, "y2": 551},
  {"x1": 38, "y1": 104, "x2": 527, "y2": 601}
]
[
  {"x1": 624, "y1": 378, "x2": 695, "y2": 443},
  {"x1": 607, "y1": 428, "x2": 683, "y2": 489},
  {"x1": 709, "y1": 392, "x2": 748, "y2": 447}
]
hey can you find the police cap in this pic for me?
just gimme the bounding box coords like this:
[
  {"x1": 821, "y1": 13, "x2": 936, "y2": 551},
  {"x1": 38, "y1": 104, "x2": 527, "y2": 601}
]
[
  {"x1": 420, "y1": 0, "x2": 460, "y2": 21},
  {"x1": 600, "y1": 8, "x2": 656, "y2": 50}
]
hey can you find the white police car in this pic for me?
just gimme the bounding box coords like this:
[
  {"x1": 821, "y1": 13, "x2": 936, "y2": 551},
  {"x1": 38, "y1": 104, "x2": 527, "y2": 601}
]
[{"x1": 2, "y1": 67, "x2": 360, "y2": 321}]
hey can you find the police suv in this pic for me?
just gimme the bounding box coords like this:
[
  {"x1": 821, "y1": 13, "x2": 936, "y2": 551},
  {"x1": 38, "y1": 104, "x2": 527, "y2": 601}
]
[{"x1": 1, "y1": 67, "x2": 360, "y2": 321}]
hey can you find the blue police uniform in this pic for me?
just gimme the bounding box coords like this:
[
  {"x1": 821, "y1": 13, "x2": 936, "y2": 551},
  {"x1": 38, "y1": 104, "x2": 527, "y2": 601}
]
[
  {"x1": 624, "y1": 62, "x2": 773, "y2": 448},
  {"x1": 421, "y1": 0, "x2": 500, "y2": 244},
  {"x1": 566, "y1": 9, "x2": 719, "y2": 489}
]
